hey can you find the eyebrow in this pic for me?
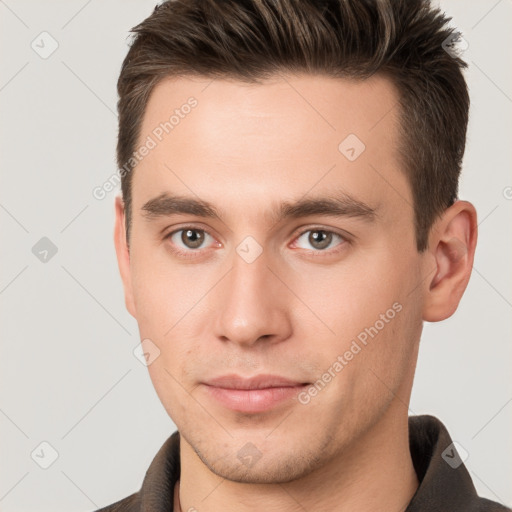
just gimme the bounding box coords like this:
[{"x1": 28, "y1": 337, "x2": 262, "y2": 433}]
[{"x1": 141, "y1": 191, "x2": 379, "y2": 225}]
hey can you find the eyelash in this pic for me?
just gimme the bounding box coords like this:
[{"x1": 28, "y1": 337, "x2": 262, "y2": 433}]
[{"x1": 164, "y1": 225, "x2": 348, "y2": 259}]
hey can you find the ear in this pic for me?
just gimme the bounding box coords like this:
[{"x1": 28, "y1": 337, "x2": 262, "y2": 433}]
[
  {"x1": 422, "y1": 200, "x2": 478, "y2": 322},
  {"x1": 114, "y1": 195, "x2": 137, "y2": 318}
]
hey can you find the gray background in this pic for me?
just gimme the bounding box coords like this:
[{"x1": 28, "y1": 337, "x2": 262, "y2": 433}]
[{"x1": 0, "y1": 0, "x2": 511, "y2": 510}]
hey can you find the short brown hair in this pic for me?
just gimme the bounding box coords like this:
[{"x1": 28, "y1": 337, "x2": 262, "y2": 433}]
[{"x1": 117, "y1": 0, "x2": 469, "y2": 252}]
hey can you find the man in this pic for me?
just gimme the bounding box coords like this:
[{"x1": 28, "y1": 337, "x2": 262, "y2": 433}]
[{"x1": 95, "y1": 0, "x2": 510, "y2": 510}]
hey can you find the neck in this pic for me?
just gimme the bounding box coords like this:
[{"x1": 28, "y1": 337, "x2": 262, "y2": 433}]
[{"x1": 175, "y1": 402, "x2": 419, "y2": 512}]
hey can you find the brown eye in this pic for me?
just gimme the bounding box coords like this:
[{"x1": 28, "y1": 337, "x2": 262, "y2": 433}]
[
  {"x1": 180, "y1": 228, "x2": 205, "y2": 249},
  {"x1": 294, "y1": 228, "x2": 345, "y2": 252},
  {"x1": 308, "y1": 230, "x2": 332, "y2": 250},
  {"x1": 166, "y1": 227, "x2": 214, "y2": 254}
]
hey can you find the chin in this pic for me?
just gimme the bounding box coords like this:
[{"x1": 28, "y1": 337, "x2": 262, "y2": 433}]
[
  {"x1": 187, "y1": 430, "x2": 328, "y2": 485},
  {"x1": 202, "y1": 450, "x2": 321, "y2": 484}
]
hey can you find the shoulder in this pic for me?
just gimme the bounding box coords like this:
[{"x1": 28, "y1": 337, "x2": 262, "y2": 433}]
[
  {"x1": 90, "y1": 491, "x2": 140, "y2": 512},
  {"x1": 475, "y1": 497, "x2": 512, "y2": 512}
]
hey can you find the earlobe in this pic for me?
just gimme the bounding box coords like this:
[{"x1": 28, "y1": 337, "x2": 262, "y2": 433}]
[
  {"x1": 422, "y1": 200, "x2": 478, "y2": 322},
  {"x1": 113, "y1": 195, "x2": 137, "y2": 318}
]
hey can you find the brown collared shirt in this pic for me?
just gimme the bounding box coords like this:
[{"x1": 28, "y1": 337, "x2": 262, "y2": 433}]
[{"x1": 93, "y1": 415, "x2": 511, "y2": 511}]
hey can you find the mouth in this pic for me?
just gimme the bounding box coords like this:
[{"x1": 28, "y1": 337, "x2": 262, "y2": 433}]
[{"x1": 201, "y1": 374, "x2": 310, "y2": 413}]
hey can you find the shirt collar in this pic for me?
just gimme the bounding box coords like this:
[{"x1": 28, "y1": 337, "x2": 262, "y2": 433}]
[
  {"x1": 131, "y1": 415, "x2": 499, "y2": 511},
  {"x1": 405, "y1": 414, "x2": 478, "y2": 511}
]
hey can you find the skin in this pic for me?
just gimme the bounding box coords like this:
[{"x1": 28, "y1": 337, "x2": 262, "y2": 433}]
[{"x1": 114, "y1": 73, "x2": 477, "y2": 512}]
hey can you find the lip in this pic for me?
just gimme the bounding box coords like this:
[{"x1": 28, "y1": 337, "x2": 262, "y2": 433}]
[{"x1": 201, "y1": 374, "x2": 310, "y2": 413}]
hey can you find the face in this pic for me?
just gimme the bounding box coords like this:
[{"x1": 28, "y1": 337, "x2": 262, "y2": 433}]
[{"x1": 116, "y1": 73, "x2": 429, "y2": 483}]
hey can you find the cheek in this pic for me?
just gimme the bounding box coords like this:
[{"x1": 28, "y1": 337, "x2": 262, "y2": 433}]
[
  {"x1": 129, "y1": 246, "x2": 199, "y2": 337},
  {"x1": 303, "y1": 250, "x2": 419, "y2": 381},
  {"x1": 146, "y1": 358, "x2": 188, "y2": 425},
  {"x1": 295, "y1": 254, "x2": 400, "y2": 340}
]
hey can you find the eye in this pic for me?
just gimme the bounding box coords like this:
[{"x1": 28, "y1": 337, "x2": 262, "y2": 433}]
[
  {"x1": 164, "y1": 225, "x2": 347, "y2": 259},
  {"x1": 166, "y1": 226, "x2": 217, "y2": 256},
  {"x1": 292, "y1": 228, "x2": 346, "y2": 253}
]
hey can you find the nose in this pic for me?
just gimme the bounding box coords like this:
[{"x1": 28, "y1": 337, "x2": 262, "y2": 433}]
[{"x1": 213, "y1": 244, "x2": 292, "y2": 348}]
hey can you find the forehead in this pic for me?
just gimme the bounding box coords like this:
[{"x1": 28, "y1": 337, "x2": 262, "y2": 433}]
[{"x1": 132, "y1": 73, "x2": 411, "y2": 224}]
